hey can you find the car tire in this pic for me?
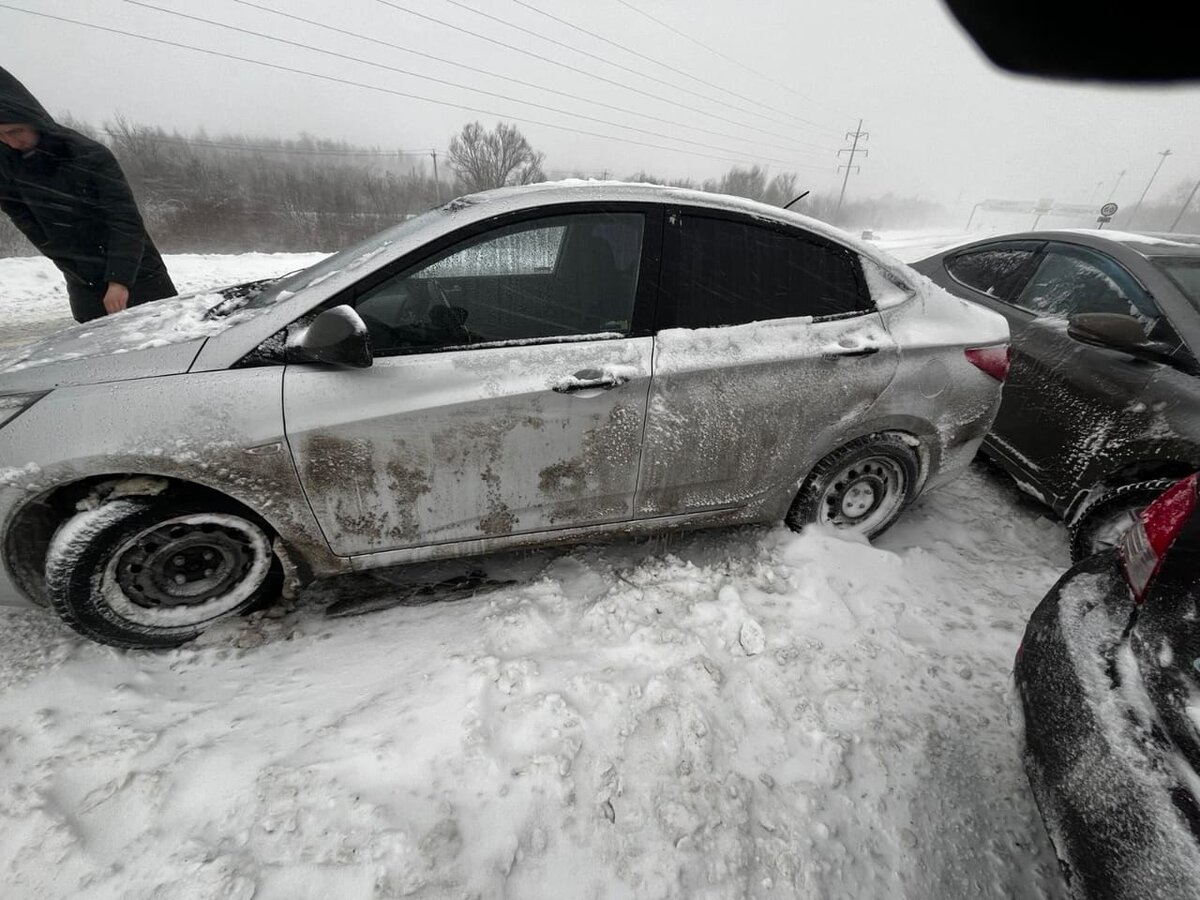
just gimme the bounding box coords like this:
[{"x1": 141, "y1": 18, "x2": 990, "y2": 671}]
[
  {"x1": 45, "y1": 497, "x2": 281, "y2": 650},
  {"x1": 786, "y1": 434, "x2": 919, "y2": 540},
  {"x1": 1068, "y1": 478, "x2": 1180, "y2": 563}
]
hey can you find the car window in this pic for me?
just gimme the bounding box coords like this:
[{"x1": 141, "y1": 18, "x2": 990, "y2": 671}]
[
  {"x1": 416, "y1": 226, "x2": 566, "y2": 278},
  {"x1": 661, "y1": 214, "x2": 867, "y2": 329},
  {"x1": 352, "y1": 212, "x2": 644, "y2": 355},
  {"x1": 1153, "y1": 257, "x2": 1200, "y2": 315},
  {"x1": 944, "y1": 246, "x2": 1038, "y2": 301},
  {"x1": 1017, "y1": 243, "x2": 1153, "y2": 318}
]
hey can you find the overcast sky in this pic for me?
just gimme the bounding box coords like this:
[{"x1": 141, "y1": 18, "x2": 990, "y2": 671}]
[{"x1": 2, "y1": 0, "x2": 1198, "y2": 216}]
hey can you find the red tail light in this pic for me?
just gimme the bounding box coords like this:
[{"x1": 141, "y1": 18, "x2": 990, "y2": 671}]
[
  {"x1": 965, "y1": 344, "x2": 1011, "y2": 382},
  {"x1": 1120, "y1": 474, "x2": 1199, "y2": 602}
]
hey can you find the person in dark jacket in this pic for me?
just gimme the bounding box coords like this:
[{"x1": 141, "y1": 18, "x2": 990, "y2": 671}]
[{"x1": 0, "y1": 66, "x2": 176, "y2": 323}]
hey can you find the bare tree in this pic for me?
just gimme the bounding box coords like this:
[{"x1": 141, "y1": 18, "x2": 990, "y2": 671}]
[
  {"x1": 700, "y1": 166, "x2": 800, "y2": 207},
  {"x1": 448, "y1": 121, "x2": 545, "y2": 192}
]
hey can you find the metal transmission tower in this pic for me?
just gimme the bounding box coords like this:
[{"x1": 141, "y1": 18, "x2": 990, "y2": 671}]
[
  {"x1": 835, "y1": 119, "x2": 869, "y2": 218},
  {"x1": 1129, "y1": 149, "x2": 1172, "y2": 227}
]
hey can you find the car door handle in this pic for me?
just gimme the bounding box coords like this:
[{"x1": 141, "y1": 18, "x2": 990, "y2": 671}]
[
  {"x1": 822, "y1": 346, "x2": 880, "y2": 360},
  {"x1": 552, "y1": 368, "x2": 629, "y2": 393}
]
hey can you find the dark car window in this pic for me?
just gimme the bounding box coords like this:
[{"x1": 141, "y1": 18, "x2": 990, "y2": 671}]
[
  {"x1": 1154, "y1": 257, "x2": 1200, "y2": 315},
  {"x1": 944, "y1": 246, "x2": 1039, "y2": 301},
  {"x1": 1017, "y1": 243, "x2": 1154, "y2": 318},
  {"x1": 661, "y1": 214, "x2": 868, "y2": 329},
  {"x1": 352, "y1": 212, "x2": 644, "y2": 355}
]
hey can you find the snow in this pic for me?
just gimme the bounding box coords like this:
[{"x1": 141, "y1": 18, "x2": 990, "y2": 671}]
[
  {"x1": 0, "y1": 251, "x2": 326, "y2": 352},
  {"x1": 0, "y1": 237, "x2": 1071, "y2": 897},
  {"x1": 0, "y1": 465, "x2": 1070, "y2": 899}
]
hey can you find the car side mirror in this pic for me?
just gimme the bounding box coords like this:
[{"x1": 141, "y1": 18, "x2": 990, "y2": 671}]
[
  {"x1": 1067, "y1": 313, "x2": 1176, "y2": 365},
  {"x1": 286, "y1": 305, "x2": 372, "y2": 368}
]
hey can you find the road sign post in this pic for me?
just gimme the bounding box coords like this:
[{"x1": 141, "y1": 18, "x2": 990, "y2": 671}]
[{"x1": 1097, "y1": 202, "x2": 1118, "y2": 229}]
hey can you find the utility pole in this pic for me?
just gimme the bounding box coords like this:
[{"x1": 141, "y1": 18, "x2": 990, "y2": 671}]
[
  {"x1": 1129, "y1": 150, "x2": 1172, "y2": 227},
  {"x1": 431, "y1": 149, "x2": 442, "y2": 205},
  {"x1": 835, "y1": 119, "x2": 868, "y2": 219},
  {"x1": 1107, "y1": 169, "x2": 1127, "y2": 202},
  {"x1": 965, "y1": 201, "x2": 984, "y2": 230},
  {"x1": 1169, "y1": 177, "x2": 1200, "y2": 232}
]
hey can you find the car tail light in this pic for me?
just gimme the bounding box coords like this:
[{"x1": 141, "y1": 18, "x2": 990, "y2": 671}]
[
  {"x1": 965, "y1": 344, "x2": 1011, "y2": 382},
  {"x1": 1120, "y1": 474, "x2": 1199, "y2": 602}
]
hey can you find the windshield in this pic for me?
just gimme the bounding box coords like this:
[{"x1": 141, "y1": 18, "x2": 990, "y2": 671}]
[
  {"x1": 1155, "y1": 257, "x2": 1200, "y2": 314},
  {"x1": 236, "y1": 207, "x2": 449, "y2": 313}
]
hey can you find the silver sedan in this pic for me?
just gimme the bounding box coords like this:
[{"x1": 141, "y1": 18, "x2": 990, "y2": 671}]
[{"x1": 0, "y1": 183, "x2": 1009, "y2": 648}]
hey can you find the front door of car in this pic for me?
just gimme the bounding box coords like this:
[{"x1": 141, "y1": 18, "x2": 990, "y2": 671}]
[
  {"x1": 982, "y1": 242, "x2": 1163, "y2": 501},
  {"x1": 635, "y1": 210, "x2": 899, "y2": 517},
  {"x1": 283, "y1": 208, "x2": 661, "y2": 556}
]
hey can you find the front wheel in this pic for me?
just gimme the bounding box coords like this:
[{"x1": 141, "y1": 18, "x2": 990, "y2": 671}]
[
  {"x1": 1068, "y1": 479, "x2": 1180, "y2": 563},
  {"x1": 787, "y1": 434, "x2": 919, "y2": 540},
  {"x1": 45, "y1": 498, "x2": 281, "y2": 649}
]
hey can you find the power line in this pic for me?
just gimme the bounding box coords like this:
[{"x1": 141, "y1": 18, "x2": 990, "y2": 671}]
[
  {"x1": 222, "y1": 0, "x2": 828, "y2": 161},
  {"x1": 124, "y1": 0, "x2": 827, "y2": 168},
  {"x1": 0, "y1": 3, "x2": 829, "y2": 172},
  {"x1": 374, "y1": 0, "x2": 833, "y2": 153},
  {"x1": 441, "y1": 0, "x2": 837, "y2": 139},
  {"x1": 499, "y1": 0, "x2": 842, "y2": 136},
  {"x1": 611, "y1": 0, "x2": 850, "y2": 123}
]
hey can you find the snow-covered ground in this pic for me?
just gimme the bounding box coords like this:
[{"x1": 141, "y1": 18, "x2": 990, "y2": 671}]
[{"x1": 0, "y1": 231, "x2": 1070, "y2": 898}]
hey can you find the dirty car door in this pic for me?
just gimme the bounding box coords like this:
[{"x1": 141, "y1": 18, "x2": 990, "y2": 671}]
[
  {"x1": 636, "y1": 211, "x2": 899, "y2": 517},
  {"x1": 284, "y1": 209, "x2": 659, "y2": 556}
]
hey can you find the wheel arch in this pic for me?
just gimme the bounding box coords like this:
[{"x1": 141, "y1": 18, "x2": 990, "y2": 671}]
[
  {"x1": 1065, "y1": 457, "x2": 1199, "y2": 525},
  {"x1": 4, "y1": 473, "x2": 316, "y2": 607},
  {"x1": 797, "y1": 417, "x2": 937, "y2": 495},
  {"x1": 779, "y1": 422, "x2": 932, "y2": 519}
]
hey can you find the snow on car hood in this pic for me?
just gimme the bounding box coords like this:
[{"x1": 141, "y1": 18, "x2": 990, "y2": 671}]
[{"x1": 0, "y1": 292, "x2": 256, "y2": 391}]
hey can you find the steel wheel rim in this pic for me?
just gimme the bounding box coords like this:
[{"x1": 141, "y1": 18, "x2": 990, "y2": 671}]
[
  {"x1": 817, "y1": 455, "x2": 908, "y2": 536},
  {"x1": 102, "y1": 513, "x2": 272, "y2": 628}
]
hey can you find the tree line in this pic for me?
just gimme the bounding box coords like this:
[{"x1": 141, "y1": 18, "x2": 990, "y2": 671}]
[{"x1": 10, "y1": 117, "x2": 1191, "y2": 257}]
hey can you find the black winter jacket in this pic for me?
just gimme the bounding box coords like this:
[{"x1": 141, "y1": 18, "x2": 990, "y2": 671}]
[{"x1": 0, "y1": 66, "x2": 173, "y2": 314}]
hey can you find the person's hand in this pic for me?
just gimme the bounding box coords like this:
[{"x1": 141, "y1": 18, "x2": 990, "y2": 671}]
[{"x1": 103, "y1": 282, "x2": 130, "y2": 315}]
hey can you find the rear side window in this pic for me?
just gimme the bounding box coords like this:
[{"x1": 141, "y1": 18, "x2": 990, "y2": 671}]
[
  {"x1": 945, "y1": 247, "x2": 1038, "y2": 301},
  {"x1": 662, "y1": 214, "x2": 868, "y2": 329}
]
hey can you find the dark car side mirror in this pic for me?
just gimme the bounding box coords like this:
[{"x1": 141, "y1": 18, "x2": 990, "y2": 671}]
[
  {"x1": 286, "y1": 305, "x2": 372, "y2": 368},
  {"x1": 1067, "y1": 313, "x2": 1178, "y2": 366}
]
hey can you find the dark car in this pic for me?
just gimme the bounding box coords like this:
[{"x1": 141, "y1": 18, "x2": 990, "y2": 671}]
[
  {"x1": 913, "y1": 231, "x2": 1200, "y2": 560},
  {"x1": 1015, "y1": 473, "x2": 1200, "y2": 898}
]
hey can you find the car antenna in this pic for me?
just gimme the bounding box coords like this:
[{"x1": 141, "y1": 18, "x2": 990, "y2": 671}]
[{"x1": 783, "y1": 191, "x2": 810, "y2": 210}]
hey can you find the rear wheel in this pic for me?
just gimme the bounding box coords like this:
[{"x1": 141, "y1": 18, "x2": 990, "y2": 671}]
[
  {"x1": 1068, "y1": 479, "x2": 1179, "y2": 563},
  {"x1": 45, "y1": 498, "x2": 281, "y2": 649},
  {"x1": 787, "y1": 434, "x2": 919, "y2": 540}
]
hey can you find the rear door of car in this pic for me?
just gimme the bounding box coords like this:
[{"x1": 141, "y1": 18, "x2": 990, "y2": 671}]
[
  {"x1": 634, "y1": 209, "x2": 899, "y2": 517},
  {"x1": 283, "y1": 204, "x2": 663, "y2": 556}
]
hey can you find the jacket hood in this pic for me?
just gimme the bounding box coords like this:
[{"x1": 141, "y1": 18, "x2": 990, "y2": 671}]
[{"x1": 0, "y1": 65, "x2": 54, "y2": 130}]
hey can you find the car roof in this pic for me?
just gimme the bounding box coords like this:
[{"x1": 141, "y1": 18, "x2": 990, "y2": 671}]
[
  {"x1": 446, "y1": 179, "x2": 881, "y2": 255},
  {"x1": 963, "y1": 228, "x2": 1200, "y2": 259}
]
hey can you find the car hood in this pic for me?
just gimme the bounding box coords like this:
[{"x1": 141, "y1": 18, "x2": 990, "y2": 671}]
[{"x1": 0, "y1": 291, "x2": 262, "y2": 391}]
